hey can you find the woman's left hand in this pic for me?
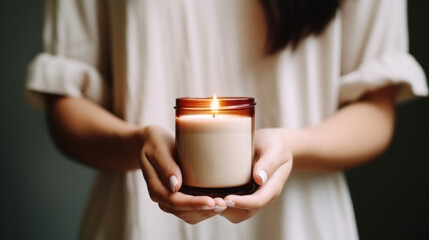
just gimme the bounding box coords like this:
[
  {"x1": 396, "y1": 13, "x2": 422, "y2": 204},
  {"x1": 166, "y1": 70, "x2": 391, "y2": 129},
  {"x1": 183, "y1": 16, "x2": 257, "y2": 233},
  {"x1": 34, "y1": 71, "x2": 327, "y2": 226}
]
[{"x1": 220, "y1": 128, "x2": 293, "y2": 223}]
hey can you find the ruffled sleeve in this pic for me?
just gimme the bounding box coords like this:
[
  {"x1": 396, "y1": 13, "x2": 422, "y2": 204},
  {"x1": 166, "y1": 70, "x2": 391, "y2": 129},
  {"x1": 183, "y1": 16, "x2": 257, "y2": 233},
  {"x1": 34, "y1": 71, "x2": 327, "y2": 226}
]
[
  {"x1": 26, "y1": 0, "x2": 110, "y2": 110},
  {"x1": 339, "y1": 0, "x2": 428, "y2": 104}
]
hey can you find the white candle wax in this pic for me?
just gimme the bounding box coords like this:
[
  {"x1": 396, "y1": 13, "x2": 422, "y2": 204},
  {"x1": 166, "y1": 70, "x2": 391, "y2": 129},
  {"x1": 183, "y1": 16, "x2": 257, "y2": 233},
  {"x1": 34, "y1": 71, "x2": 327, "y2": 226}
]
[{"x1": 176, "y1": 114, "x2": 252, "y2": 188}]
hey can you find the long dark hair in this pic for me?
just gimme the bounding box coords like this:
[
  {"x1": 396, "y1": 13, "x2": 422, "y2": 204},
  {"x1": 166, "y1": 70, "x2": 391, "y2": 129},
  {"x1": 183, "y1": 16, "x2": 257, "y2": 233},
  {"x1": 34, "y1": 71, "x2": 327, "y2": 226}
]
[{"x1": 260, "y1": 0, "x2": 342, "y2": 54}]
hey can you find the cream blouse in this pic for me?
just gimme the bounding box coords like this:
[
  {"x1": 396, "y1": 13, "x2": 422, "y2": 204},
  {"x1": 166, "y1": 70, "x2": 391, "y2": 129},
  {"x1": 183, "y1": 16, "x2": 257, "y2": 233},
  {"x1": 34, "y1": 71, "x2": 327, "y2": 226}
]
[{"x1": 26, "y1": 0, "x2": 428, "y2": 239}]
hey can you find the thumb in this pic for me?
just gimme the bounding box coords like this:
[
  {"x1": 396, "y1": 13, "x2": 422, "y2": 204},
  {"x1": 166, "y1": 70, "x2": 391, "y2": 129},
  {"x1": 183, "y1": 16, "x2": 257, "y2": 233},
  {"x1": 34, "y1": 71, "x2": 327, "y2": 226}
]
[{"x1": 252, "y1": 144, "x2": 292, "y2": 186}]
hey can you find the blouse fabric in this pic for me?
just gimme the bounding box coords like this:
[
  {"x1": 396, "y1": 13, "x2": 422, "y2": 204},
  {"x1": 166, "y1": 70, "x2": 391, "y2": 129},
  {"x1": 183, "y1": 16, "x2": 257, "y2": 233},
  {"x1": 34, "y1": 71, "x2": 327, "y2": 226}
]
[{"x1": 26, "y1": 0, "x2": 428, "y2": 239}]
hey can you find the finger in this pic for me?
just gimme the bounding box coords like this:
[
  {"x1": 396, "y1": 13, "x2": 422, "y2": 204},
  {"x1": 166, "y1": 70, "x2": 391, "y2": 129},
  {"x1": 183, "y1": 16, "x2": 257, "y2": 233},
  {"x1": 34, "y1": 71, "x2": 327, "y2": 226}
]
[
  {"x1": 225, "y1": 161, "x2": 292, "y2": 210},
  {"x1": 167, "y1": 192, "x2": 217, "y2": 211},
  {"x1": 252, "y1": 144, "x2": 292, "y2": 186},
  {"x1": 213, "y1": 197, "x2": 227, "y2": 212},
  {"x1": 144, "y1": 146, "x2": 182, "y2": 192},
  {"x1": 140, "y1": 150, "x2": 168, "y2": 203},
  {"x1": 140, "y1": 153, "x2": 216, "y2": 210},
  {"x1": 158, "y1": 204, "x2": 219, "y2": 225},
  {"x1": 220, "y1": 207, "x2": 254, "y2": 224},
  {"x1": 142, "y1": 126, "x2": 183, "y2": 192}
]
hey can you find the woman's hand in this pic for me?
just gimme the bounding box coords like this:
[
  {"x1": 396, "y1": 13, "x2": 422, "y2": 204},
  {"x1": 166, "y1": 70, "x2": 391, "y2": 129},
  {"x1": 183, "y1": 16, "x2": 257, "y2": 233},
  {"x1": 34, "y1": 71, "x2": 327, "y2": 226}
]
[
  {"x1": 139, "y1": 125, "x2": 226, "y2": 224},
  {"x1": 220, "y1": 128, "x2": 293, "y2": 223}
]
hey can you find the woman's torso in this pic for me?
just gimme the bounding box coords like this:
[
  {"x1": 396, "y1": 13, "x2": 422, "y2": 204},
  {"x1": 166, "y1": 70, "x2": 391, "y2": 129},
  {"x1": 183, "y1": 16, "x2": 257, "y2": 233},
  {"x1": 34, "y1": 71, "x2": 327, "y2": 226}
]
[{"x1": 80, "y1": 1, "x2": 357, "y2": 239}]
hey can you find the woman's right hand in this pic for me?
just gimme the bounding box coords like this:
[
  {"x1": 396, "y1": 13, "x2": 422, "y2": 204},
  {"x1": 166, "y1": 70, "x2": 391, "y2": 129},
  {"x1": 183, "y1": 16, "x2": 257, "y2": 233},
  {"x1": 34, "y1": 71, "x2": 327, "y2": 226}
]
[{"x1": 138, "y1": 125, "x2": 227, "y2": 224}]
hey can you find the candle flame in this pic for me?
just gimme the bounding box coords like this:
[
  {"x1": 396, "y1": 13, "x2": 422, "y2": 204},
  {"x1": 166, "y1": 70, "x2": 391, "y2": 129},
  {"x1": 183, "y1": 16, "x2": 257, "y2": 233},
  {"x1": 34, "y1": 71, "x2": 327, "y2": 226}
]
[
  {"x1": 211, "y1": 94, "x2": 219, "y2": 110},
  {"x1": 211, "y1": 94, "x2": 219, "y2": 118}
]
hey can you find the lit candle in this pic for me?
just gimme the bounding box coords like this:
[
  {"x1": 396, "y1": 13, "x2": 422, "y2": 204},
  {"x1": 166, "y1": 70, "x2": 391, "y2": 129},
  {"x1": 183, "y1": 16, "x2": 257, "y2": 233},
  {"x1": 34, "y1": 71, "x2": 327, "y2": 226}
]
[{"x1": 175, "y1": 96, "x2": 256, "y2": 196}]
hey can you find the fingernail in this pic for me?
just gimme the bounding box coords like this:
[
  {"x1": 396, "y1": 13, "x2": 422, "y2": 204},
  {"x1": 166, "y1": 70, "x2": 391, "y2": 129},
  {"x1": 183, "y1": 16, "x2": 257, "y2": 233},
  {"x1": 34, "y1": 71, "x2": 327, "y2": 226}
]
[
  {"x1": 202, "y1": 206, "x2": 213, "y2": 210},
  {"x1": 258, "y1": 170, "x2": 267, "y2": 185},
  {"x1": 225, "y1": 200, "x2": 235, "y2": 207},
  {"x1": 169, "y1": 175, "x2": 178, "y2": 192},
  {"x1": 213, "y1": 206, "x2": 227, "y2": 212}
]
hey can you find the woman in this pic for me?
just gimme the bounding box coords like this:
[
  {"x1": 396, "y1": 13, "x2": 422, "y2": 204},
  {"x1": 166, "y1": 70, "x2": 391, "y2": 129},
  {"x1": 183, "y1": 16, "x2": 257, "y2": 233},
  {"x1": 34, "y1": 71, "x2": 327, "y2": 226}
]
[{"x1": 26, "y1": 0, "x2": 427, "y2": 239}]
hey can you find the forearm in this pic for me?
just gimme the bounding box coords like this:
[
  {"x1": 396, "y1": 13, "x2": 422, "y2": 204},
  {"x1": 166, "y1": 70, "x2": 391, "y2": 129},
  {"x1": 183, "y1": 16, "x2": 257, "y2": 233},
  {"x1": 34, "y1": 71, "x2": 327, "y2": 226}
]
[
  {"x1": 288, "y1": 86, "x2": 395, "y2": 172},
  {"x1": 45, "y1": 95, "x2": 143, "y2": 172}
]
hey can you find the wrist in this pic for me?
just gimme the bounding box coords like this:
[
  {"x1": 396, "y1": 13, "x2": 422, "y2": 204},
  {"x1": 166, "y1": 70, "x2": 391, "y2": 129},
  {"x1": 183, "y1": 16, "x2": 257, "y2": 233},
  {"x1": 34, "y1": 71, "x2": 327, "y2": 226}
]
[
  {"x1": 114, "y1": 125, "x2": 145, "y2": 171},
  {"x1": 279, "y1": 128, "x2": 314, "y2": 171},
  {"x1": 132, "y1": 126, "x2": 148, "y2": 166}
]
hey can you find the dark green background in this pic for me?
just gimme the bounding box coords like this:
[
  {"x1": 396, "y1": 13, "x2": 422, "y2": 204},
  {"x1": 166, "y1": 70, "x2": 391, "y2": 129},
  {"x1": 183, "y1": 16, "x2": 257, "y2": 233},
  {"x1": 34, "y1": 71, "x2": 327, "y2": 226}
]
[{"x1": 1, "y1": 1, "x2": 428, "y2": 239}]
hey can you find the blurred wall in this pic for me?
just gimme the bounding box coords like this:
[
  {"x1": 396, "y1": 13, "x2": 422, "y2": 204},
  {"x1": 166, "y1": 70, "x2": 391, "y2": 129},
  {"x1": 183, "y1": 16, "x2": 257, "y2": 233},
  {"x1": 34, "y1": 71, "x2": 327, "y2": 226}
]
[
  {"x1": 0, "y1": 1, "x2": 428, "y2": 240},
  {"x1": 0, "y1": 2, "x2": 94, "y2": 240}
]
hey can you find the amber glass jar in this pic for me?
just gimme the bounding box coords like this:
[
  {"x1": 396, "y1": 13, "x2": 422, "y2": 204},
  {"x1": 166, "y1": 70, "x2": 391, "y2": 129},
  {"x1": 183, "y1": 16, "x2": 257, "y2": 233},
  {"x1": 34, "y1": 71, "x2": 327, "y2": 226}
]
[{"x1": 175, "y1": 97, "x2": 256, "y2": 197}]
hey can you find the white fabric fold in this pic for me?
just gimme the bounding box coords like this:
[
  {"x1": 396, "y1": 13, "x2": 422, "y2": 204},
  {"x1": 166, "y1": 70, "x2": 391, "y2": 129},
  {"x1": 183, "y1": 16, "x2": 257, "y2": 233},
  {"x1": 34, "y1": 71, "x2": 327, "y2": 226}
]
[
  {"x1": 339, "y1": 53, "x2": 428, "y2": 104},
  {"x1": 26, "y1": 53, "x2": 109, "y2": 110}
]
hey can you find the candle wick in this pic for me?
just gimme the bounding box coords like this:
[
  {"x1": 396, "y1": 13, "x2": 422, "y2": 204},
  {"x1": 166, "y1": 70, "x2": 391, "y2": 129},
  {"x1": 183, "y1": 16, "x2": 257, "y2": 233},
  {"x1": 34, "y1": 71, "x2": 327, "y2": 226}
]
[{"x1": 213, "y1": 113, "x2": 215, "y2": 118}]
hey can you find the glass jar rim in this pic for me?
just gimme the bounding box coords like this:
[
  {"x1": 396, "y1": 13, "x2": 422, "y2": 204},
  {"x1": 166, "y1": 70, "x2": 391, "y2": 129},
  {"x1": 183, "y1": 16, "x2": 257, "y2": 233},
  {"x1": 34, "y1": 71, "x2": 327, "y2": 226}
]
[{"x1": 175, "y1": 97, "x2": 255, "y2": 110}]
